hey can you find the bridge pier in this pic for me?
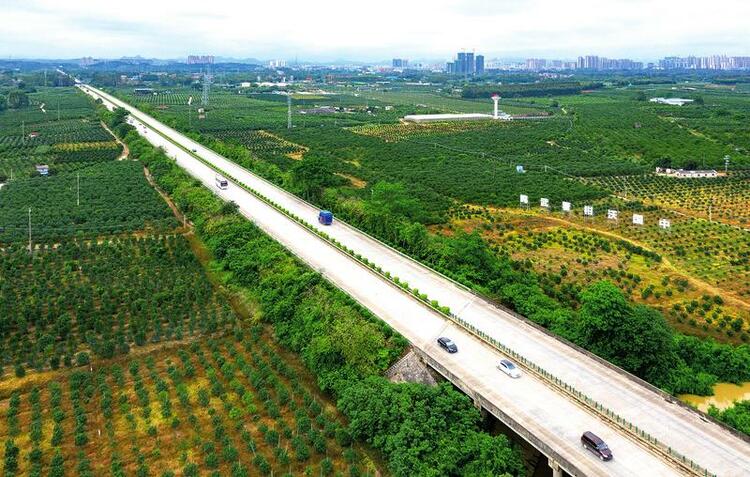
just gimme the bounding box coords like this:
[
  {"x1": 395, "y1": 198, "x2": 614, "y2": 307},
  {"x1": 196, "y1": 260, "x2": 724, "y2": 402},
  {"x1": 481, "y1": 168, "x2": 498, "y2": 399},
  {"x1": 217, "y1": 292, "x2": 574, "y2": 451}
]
[{"x1": 549, "y1": 459, "x2": 563, "y2": 477}]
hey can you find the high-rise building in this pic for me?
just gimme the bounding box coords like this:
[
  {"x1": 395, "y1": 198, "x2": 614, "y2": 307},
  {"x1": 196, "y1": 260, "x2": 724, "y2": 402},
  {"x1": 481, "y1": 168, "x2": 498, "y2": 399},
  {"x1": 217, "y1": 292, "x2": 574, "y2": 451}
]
[
  {"x1": 447, "y1": 51, "x2": 482, "y2": 75},
  {"x1": 392, "y1": 58, "x2": 408, "y2": 68},
  {"x1": 456, "y1": 52, "x2": 468, "y2": 74}
]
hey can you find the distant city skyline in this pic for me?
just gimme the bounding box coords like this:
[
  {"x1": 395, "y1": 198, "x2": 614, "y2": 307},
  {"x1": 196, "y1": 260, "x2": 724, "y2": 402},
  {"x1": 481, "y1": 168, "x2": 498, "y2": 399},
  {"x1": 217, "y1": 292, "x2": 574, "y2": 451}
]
[{"x1": 4, "y1": 0, "x2": 750, "y2": 62}]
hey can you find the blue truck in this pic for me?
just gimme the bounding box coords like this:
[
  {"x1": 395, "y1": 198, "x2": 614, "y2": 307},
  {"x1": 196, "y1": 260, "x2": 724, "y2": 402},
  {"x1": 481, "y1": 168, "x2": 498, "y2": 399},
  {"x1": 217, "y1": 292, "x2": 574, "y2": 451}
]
[{"x1": 318, "y1": 210, "x2": 334, "y2": 225}]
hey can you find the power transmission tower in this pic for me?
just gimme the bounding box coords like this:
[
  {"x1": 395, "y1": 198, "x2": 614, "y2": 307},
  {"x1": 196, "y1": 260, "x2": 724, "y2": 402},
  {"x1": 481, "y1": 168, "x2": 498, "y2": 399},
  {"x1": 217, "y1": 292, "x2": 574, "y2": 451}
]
[
  {"x1": 201, "y1": 64, "x2": 211, "y2": 106},
  {"x1": 287, "y1": 94, "x2": 292, "y2": 129}
]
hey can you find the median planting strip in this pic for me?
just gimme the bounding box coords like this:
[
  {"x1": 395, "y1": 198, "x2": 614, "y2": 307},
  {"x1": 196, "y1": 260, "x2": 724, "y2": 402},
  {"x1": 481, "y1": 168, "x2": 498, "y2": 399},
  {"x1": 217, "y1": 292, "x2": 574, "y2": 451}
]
[{"x1": 104, "y1": 89, "x2": 714, "y2": 477}]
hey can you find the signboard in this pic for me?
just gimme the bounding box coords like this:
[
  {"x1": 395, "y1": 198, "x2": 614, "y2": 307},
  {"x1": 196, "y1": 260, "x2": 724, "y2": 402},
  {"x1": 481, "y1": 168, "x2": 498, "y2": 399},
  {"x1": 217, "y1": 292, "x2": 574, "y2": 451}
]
[
  {"x1": 516, "y1": 165, "x2": 525, "y2": 173},
  {"x1": 607, "y1": 209, "x2": 618, "y2": 220},
  {"x1": 583, "y1": 205, "x2": 594, "y2": 217},
  {"x1": 520, "y1": 194, "x2": 529, "y2": 205},
  {"x1": 658, "y1": 218, "x2": 671, "y2": 229},
  {"x1": 540, "y1": 198, "x2": 550, "y2": 208},
  {"x1": 632, "y1": 214, "x2": 644, "y2": 226},
  {"x1": 561, "y1": 201, "x2": 572, "y2": 212}
]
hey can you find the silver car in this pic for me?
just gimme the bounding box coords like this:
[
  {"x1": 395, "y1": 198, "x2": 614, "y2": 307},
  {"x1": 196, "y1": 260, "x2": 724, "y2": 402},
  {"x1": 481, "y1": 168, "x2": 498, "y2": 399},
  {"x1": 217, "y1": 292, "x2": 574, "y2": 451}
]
[{"x1": 497, "y1": 359, "x2": 521, "y2": 378}]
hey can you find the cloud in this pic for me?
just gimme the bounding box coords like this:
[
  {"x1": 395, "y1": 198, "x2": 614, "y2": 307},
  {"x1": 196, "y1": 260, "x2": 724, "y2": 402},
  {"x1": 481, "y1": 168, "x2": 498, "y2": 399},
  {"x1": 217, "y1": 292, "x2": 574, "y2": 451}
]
[{"x1": 2, "y1": 0, "x2": 749, "y2": 61}]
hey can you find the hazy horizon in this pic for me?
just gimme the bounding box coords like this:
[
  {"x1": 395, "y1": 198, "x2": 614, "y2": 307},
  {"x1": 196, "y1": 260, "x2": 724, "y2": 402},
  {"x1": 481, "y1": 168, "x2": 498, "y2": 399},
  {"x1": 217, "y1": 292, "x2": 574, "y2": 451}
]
[{"x1": 3, "y1": 0, "x2": 750, "y2": 62}]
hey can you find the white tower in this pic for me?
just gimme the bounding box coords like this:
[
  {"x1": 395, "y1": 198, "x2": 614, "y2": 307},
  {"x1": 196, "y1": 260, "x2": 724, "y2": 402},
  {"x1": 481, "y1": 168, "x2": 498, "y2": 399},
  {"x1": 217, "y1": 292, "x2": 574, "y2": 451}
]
[{"x1": 491, "y1": 94, "x2": 500, "y2": 119}]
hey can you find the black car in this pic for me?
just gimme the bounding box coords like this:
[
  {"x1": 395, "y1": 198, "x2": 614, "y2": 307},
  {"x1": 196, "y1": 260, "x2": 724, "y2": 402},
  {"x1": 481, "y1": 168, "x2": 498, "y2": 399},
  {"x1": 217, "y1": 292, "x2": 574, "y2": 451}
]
[
  {"x1": 581, "y1": 431, "x2": 613, "y2": 461},
  {"x1": 437, "y1": 337, "x2": 458, "y2": 353}
]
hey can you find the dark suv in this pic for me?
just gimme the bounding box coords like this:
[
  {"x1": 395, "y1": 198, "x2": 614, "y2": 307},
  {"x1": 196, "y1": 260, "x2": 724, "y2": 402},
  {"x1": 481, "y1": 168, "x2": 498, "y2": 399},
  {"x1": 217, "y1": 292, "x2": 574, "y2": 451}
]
[
  {"x1": 581, "y1": 431, "x2": 613, "y2": 461},
  {"x1": 437, "y1": 337, "x2": 458, "y2": 353}
]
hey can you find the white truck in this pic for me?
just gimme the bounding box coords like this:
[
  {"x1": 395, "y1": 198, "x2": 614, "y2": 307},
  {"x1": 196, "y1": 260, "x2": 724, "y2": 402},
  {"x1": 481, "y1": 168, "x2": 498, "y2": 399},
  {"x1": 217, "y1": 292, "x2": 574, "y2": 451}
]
[{"x1": 215, "y1": 175, "x2": 229, "y2": 190}]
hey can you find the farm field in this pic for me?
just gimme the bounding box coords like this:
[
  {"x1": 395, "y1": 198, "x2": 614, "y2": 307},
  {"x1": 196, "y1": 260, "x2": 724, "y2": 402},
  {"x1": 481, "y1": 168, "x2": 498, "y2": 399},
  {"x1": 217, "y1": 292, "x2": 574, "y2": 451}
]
[
  {"x1": 0, "y1": 235, "x2": 229, "y2": 375},
  {"x1": 0, "y1": 328, "x2": 378, "y2": 477},
  {"x1": 0, "y1": 85, "x2": 394, "y2": 477},
  {"x1": 0, "y1": 87, "x2": 122, "y2": 179},
  {"x1": 109, "y1": 80, "x2": 750, "y2": 344},
  {"x1": 0, "y1": 161, "x2": 178, "y2": 242},
  {"x1": 587, "y1": 172, "x2": 750, "y2": 227},
  {"x1": 341, "y1": 88, "x2": 547, "y2": 115},
  {"x1": 443, "y1": 205, "x2": 750, "y2": 344},
  {"x1": 101, "y1": 76, "x2": 750, "y2": 405}
]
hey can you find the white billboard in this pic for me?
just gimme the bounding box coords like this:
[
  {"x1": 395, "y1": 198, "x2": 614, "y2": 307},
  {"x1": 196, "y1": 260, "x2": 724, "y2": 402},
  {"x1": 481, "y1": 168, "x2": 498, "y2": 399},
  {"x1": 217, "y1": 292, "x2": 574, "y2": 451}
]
[
  {"x1": 607, "y1": 209, "x2": 618, "y2": 220},
  {"x1": 520, "y1": 194, "x2": 529, "y2": 205},
  {"x1": 562, "y1": 201, "x2": 572, "y2": 212},
  {"x1": 632, "y1": 214, "x2": 644, "y2": 225},
  {"x1": 583, "y1": 205, "x2": 594, "y2": 217},
  {"x1": 540, "y1": 198, "x2": 550, "y2": 208},
  {"x1": 658, "y1": 218, "x2": 671, "y2": 229}
]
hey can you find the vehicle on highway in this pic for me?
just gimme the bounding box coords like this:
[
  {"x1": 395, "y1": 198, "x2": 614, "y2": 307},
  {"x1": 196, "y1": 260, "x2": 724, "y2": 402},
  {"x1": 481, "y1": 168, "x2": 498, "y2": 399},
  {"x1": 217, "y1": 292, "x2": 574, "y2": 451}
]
[
  {"x1": 318, "y1": 210, "x2": 334, "y2": 225},
  {"x1": 581, "y1": 431, "x2": 613, "y2": 461},
  {"x1": 191, "y1": 148, "x2": 197, "y2": 152},
  {"x1": 497, "y1": 359, "x2": 521, "y2": 378},
  {"x1": 437, "y1": 337, "x2": 458, "y2": 353},
  {"x1": 215, "y1": 175, "x2": 229, "y2": 190}
]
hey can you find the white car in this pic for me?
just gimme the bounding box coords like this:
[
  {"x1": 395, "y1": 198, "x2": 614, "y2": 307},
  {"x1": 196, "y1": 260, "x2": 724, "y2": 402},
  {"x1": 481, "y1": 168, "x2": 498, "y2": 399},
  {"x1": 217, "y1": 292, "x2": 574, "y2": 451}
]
[{"x1": 497, "y1": 359, "x2": 521, "y2": 378}]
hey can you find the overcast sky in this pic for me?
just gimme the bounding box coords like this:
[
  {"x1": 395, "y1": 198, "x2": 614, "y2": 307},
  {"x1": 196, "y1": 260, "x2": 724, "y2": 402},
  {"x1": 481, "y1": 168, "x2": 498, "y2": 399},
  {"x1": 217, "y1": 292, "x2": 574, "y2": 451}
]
[{"x1": 3, "y1": 0, "x2": 750, "y2": 62}]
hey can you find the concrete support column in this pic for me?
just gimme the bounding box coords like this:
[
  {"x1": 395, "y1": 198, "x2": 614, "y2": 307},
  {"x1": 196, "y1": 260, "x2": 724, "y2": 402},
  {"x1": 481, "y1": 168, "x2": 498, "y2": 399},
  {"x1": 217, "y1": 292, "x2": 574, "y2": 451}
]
[{"x1": 549, "y1": 459, "x2": 563, "y2": 477}]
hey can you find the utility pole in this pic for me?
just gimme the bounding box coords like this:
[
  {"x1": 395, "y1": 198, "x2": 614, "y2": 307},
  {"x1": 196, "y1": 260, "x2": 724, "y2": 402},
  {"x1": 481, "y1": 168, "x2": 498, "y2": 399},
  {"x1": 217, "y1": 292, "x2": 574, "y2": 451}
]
[
  {"x1": 287, "y1": 93, "x2": 292, "y2": 129},
  {"x1": 57, "y1": 98, "x2": 61, "y2": 121},
  {"x1": 77, "y1": 173, "x2": 80, "y2": 206},
  {"x1": 28, "y1": 207, "x2": 32, "y2": 254},
  {"x1": 21, "y1": 121, "x2": 25, "y2": 145},
  {"x1": 724, "y1": 155, "x2": 730, "y2": 173}
]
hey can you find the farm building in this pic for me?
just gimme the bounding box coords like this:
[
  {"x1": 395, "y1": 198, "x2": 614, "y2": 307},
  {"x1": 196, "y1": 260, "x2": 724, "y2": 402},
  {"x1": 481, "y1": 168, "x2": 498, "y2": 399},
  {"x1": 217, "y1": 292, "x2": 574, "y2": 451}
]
[
  {"x1": 403, "y1": 113, "x2": 496, "y2": 123},
  {"x1": 655, "y1": 167, "x2": 718, "y2": 178}
]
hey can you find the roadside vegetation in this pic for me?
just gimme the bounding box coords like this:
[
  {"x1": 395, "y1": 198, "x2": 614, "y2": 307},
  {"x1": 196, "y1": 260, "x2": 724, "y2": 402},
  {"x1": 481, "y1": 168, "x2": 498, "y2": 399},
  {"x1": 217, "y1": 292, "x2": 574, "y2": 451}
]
[{"x1": 122, "y1": 111, "x2": 527, "y2": 476}]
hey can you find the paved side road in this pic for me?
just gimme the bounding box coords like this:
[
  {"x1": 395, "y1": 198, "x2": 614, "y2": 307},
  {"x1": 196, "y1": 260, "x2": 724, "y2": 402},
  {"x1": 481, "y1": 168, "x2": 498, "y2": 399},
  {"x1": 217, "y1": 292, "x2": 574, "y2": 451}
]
[{"x1": 79, "y1": 84, "x2": 750, "y2": 476}]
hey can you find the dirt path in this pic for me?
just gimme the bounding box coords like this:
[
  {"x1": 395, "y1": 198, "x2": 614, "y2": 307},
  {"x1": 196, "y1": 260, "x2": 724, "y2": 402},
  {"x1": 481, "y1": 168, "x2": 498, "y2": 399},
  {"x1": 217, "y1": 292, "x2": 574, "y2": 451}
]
[
  {"x1": 495, "y1": 207, "x2": 750, "y2": 310},
  {"x1": 142, "y1": 165, "x2": 191, "y2": 232},
  {"x1": 100, "y1": 120, "x2": 130, "y2": 160}
]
